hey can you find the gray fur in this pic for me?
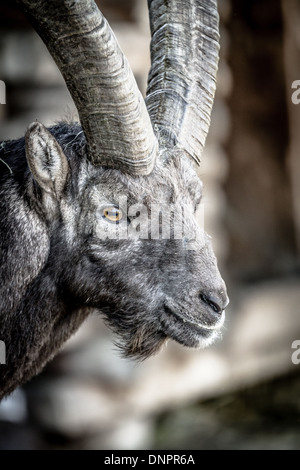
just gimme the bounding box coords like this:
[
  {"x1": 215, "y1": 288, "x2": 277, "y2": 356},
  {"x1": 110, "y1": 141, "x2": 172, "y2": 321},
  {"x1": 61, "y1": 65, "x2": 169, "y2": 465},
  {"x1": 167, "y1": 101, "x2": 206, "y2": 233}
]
[{"x1": 0, "y1": 0, "x2": 228, "y2": 401}]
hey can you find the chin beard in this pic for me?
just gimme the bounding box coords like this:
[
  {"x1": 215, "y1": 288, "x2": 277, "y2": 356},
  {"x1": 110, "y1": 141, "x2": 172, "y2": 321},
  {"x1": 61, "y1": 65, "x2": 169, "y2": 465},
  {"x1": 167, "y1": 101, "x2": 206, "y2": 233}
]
[{"x1": 100, "y1": 306, "x2": 167, "y2": 360}]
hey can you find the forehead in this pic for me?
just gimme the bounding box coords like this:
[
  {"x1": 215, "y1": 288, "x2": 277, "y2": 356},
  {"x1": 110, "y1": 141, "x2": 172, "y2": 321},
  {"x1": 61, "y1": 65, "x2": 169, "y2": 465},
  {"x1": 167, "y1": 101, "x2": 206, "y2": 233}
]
[{"x1": 86, "y1": 155, "x2": 203, "y2": 205}]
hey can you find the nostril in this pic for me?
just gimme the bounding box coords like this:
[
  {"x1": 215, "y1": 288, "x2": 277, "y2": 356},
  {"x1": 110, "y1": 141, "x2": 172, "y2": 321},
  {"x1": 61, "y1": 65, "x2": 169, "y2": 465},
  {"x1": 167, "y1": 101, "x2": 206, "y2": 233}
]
[{"x1": 200, "y1": 293, "x2": 224, "y2": 315}]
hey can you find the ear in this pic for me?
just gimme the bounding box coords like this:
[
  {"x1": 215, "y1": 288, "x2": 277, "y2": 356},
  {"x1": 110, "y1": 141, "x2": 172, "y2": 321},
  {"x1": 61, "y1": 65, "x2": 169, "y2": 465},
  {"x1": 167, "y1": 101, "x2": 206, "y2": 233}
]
[{"x1": 25, "y1": 121, "x2": 69, "y2": 198}]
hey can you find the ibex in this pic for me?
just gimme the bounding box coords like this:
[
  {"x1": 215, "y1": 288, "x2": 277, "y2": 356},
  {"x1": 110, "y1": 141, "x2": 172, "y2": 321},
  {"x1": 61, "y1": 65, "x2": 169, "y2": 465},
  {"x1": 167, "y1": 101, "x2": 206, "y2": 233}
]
[{"x1": 0, "y1": 0, "x2": 229, "y2": 401}]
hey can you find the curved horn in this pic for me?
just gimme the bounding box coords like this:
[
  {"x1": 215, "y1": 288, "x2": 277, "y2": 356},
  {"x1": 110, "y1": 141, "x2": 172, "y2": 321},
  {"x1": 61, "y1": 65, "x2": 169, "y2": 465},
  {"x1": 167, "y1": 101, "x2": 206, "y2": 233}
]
[
  {"x1": 146, "y1": 0, "x2": 220, "y2": 165},
  {"x1": 16, "y1": 0, "x2": 158, "y2": 175}
]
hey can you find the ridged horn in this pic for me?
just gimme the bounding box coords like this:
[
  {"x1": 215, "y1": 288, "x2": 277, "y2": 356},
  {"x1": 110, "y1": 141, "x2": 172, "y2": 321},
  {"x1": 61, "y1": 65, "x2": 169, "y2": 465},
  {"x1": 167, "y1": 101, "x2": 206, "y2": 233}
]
[
  {"x1": 146, "y1": 0, "x2": 220, "y2": 165},
  {"x1": 16, "y1": 0, "x2": 158, "y2": 176}
]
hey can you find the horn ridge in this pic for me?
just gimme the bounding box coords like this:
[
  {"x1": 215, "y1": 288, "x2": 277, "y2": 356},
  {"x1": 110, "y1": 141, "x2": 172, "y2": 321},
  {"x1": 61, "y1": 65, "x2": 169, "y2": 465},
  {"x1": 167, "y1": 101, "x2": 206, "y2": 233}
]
[
  {"x1": 16, "y1": 0, "x2": 158, "y2": 176},
  {"x1": 146, "y1": 0, "x2": 220, "y2": 164}
]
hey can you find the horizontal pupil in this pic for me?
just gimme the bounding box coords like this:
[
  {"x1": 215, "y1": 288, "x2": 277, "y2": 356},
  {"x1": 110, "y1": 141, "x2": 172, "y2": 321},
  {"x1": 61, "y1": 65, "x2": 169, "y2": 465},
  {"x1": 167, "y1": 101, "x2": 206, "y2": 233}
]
[{"x1": 104, "y1": 208, "x2": 122, "y2": 220}]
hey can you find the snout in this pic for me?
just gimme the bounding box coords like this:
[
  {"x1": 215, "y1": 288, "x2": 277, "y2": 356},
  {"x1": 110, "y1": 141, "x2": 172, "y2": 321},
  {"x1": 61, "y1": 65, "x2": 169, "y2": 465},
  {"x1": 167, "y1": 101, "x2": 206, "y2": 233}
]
[
  {"x1": 157, "y1": 235, "x2": 230, "y2": 349},
  {"x1": 199, "y1": 285, "x2": 229, "y2": 316},
  {"x1": 196, "y1": 277, "x2": 229, "y2": 329},
  {"x1": 160, "y1": 280, "x2": 229, "y2": 349}
]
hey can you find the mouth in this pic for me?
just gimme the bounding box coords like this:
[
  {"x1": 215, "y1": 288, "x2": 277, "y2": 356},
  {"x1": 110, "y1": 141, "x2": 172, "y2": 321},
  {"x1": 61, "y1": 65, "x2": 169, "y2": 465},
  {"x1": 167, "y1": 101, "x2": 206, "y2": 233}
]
[
  {"x1": 98, "y1": 295, "x2": 226, "y2": 360},
  {"x1": 160, "y1": 299, "x2": 225, "y2": 349}
]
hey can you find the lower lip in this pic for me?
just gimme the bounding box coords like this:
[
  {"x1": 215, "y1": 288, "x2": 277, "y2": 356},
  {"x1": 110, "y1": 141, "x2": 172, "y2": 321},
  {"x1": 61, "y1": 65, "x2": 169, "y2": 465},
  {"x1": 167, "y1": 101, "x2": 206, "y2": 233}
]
[{"x1": 164, "y1": 305, "x2": 225, "y2": 331}]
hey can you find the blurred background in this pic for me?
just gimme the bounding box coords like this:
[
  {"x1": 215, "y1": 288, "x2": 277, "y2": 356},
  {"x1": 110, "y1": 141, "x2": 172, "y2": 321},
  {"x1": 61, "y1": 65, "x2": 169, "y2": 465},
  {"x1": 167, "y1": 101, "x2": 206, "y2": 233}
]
[{"x1": 0, "y1": 0, "x2": 300, "y2": 450}]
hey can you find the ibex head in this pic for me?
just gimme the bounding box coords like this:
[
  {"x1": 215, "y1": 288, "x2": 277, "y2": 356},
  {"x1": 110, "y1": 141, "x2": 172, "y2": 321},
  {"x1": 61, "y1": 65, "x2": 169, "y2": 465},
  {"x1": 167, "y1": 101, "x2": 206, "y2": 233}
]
[{"x1": 0, "y1": 0, "x2": 228, "y2": 398}]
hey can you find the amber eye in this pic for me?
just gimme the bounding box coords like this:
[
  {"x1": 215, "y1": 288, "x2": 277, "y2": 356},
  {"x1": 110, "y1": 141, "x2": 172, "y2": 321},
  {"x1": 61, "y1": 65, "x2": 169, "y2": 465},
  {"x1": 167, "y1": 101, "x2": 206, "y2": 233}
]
[{"x1": 102, "y1": 206, "x2": 123, "y2": 223}]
